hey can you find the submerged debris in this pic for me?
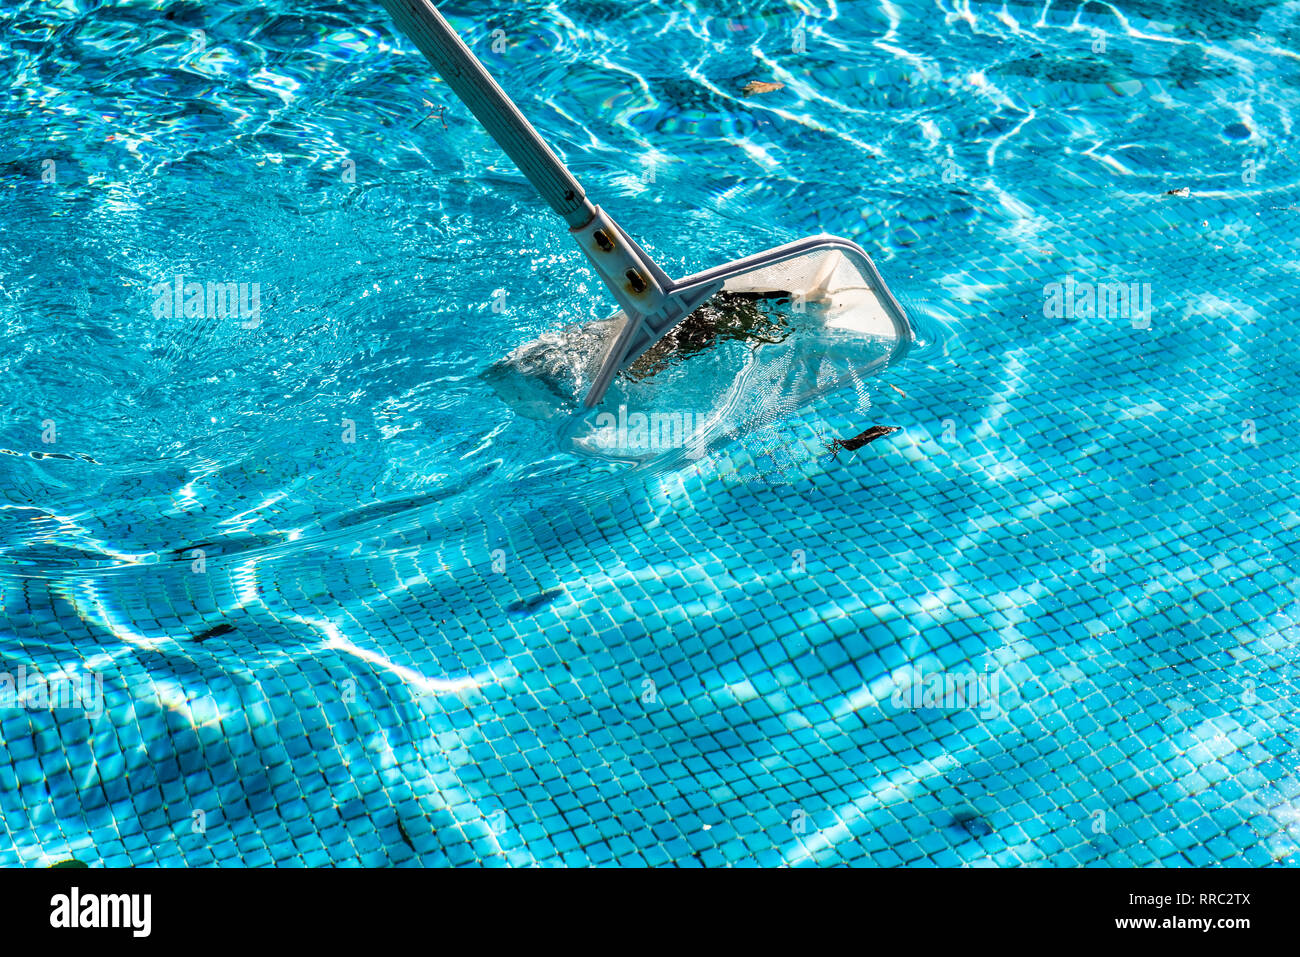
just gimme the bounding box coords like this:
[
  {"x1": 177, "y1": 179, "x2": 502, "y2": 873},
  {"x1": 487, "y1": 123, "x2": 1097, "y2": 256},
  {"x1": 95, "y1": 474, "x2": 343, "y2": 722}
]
[
  {"x1": 742, "y1": 80, "x2": 785, "y2": 96},
  {"x1": 506, "y1": 588, "x2": 563, "y2": 616},
  {"x1": 413, "y1": 98, "x2": 448, "y2": 131},
  {"x1": 396, "y1": 817, "x2": 416, "y2": 853},
  {"x1": 192, "y1": 622, "x2": 236, "y2": 643},
  {"x1": 825, "y1": 425, "x2": 900, "y2": 458},
  {"x1": 949, "y1": 809, "x2": 994, "y2": 838},
  {"x1": 626, "y1": 290, "x2": 794, "y2": 382},
  {"x1": 1165, "y1": 186, "x2": 1191, "y2": 198}
]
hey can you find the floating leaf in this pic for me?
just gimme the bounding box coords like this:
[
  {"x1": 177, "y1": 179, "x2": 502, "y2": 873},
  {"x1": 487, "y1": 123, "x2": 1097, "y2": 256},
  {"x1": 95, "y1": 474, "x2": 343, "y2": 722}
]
[
  {"x1": 742, "y1": 80, "x2": 785, "y2": 96},
  {"x1": 826, "y1": 425, "x2": 900, "y2": 456}
]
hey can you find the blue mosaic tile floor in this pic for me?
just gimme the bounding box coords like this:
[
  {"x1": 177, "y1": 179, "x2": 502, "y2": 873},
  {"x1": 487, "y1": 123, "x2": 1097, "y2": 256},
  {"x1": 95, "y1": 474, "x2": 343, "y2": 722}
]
[{"x1": 2, "y1": 0, "x2": 1299, "y2": 866}]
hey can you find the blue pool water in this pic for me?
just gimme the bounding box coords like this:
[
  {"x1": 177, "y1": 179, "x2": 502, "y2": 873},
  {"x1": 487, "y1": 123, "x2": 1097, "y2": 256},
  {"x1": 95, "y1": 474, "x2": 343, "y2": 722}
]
[{"x1": 2, "y1": 0, "x2": 1299, "y2": 866}]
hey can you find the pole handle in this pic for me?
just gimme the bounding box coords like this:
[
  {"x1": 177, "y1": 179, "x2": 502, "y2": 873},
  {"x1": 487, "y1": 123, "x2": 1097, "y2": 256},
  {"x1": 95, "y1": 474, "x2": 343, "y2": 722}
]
[{"x1": 379, "y1": 0, "x2": 595, "y2": 227}]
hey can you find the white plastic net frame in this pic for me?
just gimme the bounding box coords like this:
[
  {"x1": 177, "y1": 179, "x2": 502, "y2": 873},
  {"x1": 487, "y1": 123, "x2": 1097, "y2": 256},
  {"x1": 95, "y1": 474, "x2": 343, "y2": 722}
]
[{"x1": 588, "y1": 234, "x2": 915, "y2": 389}]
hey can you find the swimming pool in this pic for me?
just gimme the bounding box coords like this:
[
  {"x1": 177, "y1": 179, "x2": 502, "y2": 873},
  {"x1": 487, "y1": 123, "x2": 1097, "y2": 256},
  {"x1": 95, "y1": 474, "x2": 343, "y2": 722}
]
[{"x1": 1, "y1": 0, "x2": 1298, "y2": 867}]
